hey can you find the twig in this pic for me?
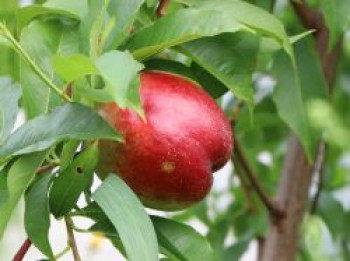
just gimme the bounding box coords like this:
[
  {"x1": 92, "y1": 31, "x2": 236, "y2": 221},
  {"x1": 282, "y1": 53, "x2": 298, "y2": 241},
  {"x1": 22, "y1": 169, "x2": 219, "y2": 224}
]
[
  {"x1": 0, "y1": 23, "x2": 71, "y2": 102},
  {"x1": 234, "y1": 141, "x2": 285, "y2": 218},
  {"x1": 65, "y1": 216, "x2": 82, "y2": 261},
  {"x1": 156, "y1": 0, "x2": 171, "y2": 17},
  {"x1": 232, "y1": 156, "x2": 256, "y2": 213},
  {"x1": 37, "y1": 164, "x2": 53, "y2": 174},
  {"x1": 310, "y1": 142, "x2": 326, "y2": 214},
  {"x1": 13, "y1": 238, "x2": 31, "y2": 261}
]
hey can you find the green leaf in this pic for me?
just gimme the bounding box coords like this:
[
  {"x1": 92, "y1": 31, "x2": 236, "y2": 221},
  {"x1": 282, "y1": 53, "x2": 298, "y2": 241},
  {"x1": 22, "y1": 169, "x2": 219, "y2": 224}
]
[
  {"x1": 0, "y1": 77, "x2": 21, "y2": 144},
  {"x1": 52, "y1": 54, "x2": 97, "y2": 82},
  {"x1": 316, "y1": 193, "x2": 345, "y2": 240},
  {"x1": 25, "y1": 172, "x2": 54, "y2": 259},
  {"x1": 104, "y1": 0, "x2": 145, "y2": 50},
  {"x1": 319, "y1": 0, "x2": 350, "y2": 49},
  {"x1": 0, "y1": 151, "x2": 47, "y2": 239},
  {"x1": 49, "y1": 143, "x2": 98, "y2": 217},
  {"x1": 272, "y1": 38, "x2": 327, "y2": 160},
  {"x1": 59, "y1": 140, "x2": 80, "y2": 170},
  {"x1": 152, "y1": 216, "x2": 216, "y2": 261},
  {"x1": 223, "y1": 241, "x2": 249, "y2": 261},
  {"x1": 0, "y1": 164, "x2": 10, "y2": 207},
  {"x1": 301, "y1": 215, "x2": 337, "y2": 261},
  {"x1": 79, "y1": 0, "x2": 106, "y2": 56},
  {"x1": 95, "y1": 50, "x2": 144, "y2": 115},
  {"x1": 181, "y1": 33, "x2": 259, "y2": 111},
  {"x1": 144, "y1": 58, "x2": 228, "y2": 99},
  {"x1": 18, "y1": 0, "x2": 87, "y2": 30},
  {"x1": 20, "y1": 20, "x2": 63, "y2": 118},
  {"x1": 92, "y1": 175, "x2": 158, "y2": 261},
  {"x1": 125, "y1": 0, "x2": 292, "y2": 60},
  {"x1": 89, "y1": 219, "x2": 126, "y2": 256},
  {"x1": 190, "y1": 63, "x2": 228, "y2": 99},
  {"x1": 0, "y1": 103, "x2": 122, "y2": 161},
  {"x1": 307, "y1": 99, "x2": 350, "y2": 150}
]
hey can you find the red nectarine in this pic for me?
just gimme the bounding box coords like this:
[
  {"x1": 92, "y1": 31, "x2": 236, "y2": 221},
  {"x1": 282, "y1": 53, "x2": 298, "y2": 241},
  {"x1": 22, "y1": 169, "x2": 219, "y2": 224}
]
[{"x1": 98, "y1": 71, "x2": 232, "y2": 210}]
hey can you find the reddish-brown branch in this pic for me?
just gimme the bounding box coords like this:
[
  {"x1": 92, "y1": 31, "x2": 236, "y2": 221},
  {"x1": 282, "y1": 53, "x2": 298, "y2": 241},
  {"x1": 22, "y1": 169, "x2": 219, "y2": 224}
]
[
  {"x1": 13, "y1": 238, "x2": 31, "y2": 261},
  {"x1": 234, "y1": 142, "x2": 285, "y2": 218},
  {"x1": 156, "y1": 0, "x2": 171, "y2": 18},
  {"x1": 291, "y1": 0, "x2": 342, "y2": 90}
]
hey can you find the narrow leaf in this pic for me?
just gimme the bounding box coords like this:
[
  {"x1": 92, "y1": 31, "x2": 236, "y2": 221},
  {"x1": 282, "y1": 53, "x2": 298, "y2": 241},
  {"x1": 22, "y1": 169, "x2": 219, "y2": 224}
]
[
  {"x1": 52, "y1": 54, "x2": 97, "y2": 82},
  {"x1": 104, "y1": 0, "x2": 145, "y2": 50},
  {"x1": 272, "y1": 39, "x2": 327, "y2": 160},
  {"x1": 0, "y1": 77, "x2": 21, "y2": 144},
  {"x1": 125, "y1": 0, "x2": 292, "y2": 60},
  {"x1": 0, "y1": 151, "x2": 47, "y2": 239},
  {"x1": 152, "y1": 216, "x2": 216, "y2": 261},
  {"x1": 93, "y1": 175, "x2": 158, "y2": 261},
  {"x1": 20, "y1": 20, "x2": 63, "y2": 118},
  {"x1": 0, "y1": 103, "x2": 122, "y2": 161},
  {"x1": 25, "y1": 172, "x2": 54, "y2": 259},
  {"x1": 181, "y1": 33, "x2": 259, "y2": 110},
  {"x1": 49, "y1": 143, "x2": 98, "y2": 217},
  {"x1": 18, "y1": 0, "x2": 87, "y2": 30},
  {"x1": 95, "y1": 50, "x2": 144, "y2": 115}
]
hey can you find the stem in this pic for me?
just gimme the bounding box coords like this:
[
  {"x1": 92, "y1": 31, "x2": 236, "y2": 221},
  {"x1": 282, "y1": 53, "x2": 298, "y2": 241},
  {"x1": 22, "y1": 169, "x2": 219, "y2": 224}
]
[
  {"x1": 310, "y1": 142, "x2": 326, "y2": 214},
  {"x1": 156, "y1": 0, "x2": 171, "y2": 17},
  {"x1": 234, "y1": 141, "x2": 285, "y2": 218},
  {"x1": 232, "y1": 156, "x2": 256, "y2": 213},
  {"x1": 13, "y1": 238, "x2": 31, "y2": 261},
  {"x1": 37, "y1": 164, "x2": 54, "y2": 174},
  {"x1": 65, "y1": 216, "x2": 82, "y2": 261},
  {"x1": 0, "y1": 23, "x2": 71, "y2": 102}
]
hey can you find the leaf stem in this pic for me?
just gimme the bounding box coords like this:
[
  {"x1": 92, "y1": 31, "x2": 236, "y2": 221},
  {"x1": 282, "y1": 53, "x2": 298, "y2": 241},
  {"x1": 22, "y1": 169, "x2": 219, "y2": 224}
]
[
  {"x1": 12, "y1": 238, "x2": 31, "y2": 261},
  {"x1": 0, "y1": 23, "x2": 71, "y2": 102},
  {"x1": 65, "y1": 216, "x2": 82, "y2": 261}
]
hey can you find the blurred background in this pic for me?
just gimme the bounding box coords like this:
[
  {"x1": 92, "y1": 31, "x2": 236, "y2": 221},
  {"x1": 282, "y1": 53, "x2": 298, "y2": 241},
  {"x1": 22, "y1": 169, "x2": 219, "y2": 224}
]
[{"x1": 1, "y1": 0, "x2": 350, "y2": 260}]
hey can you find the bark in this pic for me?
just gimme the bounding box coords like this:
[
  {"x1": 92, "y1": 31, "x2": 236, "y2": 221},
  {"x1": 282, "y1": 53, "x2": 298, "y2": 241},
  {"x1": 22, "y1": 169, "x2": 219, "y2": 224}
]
[{"x1": 262, "y1": 135, "x2": 313, "y2": 261}]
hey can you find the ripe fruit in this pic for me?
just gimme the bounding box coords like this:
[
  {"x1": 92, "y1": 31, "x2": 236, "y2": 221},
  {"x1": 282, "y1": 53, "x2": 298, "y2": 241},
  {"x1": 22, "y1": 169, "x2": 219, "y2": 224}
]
[{"x1": 98, "y1": 71, "x2": 233, "y2": 210}]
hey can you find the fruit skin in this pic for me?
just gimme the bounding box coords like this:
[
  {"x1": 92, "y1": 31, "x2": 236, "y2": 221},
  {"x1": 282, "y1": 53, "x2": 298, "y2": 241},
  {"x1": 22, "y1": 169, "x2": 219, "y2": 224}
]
[{"x1": 98, "y1": 71, "x2": 233, "y2": 210}]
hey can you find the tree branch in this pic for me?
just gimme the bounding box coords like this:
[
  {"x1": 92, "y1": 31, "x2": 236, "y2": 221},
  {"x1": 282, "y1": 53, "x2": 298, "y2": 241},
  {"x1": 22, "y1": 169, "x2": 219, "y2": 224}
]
[
  {"x1": 262, "y1": 135, "x2": 314, "y2": 261},
  {"x1": 156, "y1": 0, "x2": 171, "y2": 18},
  {"x1": 13, "y1": 238, "x2": 31, "y2": 261},
  {"x1": 232, "y1": 155, "x2": 256, "y2": 213},
  {"x1": 234, "y1": 141, "x2": 285, "y2": 218},
  {"x1": 65, "y1": 216, "x2": 81, "y2": 261}
]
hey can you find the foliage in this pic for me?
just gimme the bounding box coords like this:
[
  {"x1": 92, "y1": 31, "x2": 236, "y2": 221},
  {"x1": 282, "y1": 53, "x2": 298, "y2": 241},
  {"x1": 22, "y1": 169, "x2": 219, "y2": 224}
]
[{"x1": 0, "y1": 0, "x2": 349, "y2": 260}]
